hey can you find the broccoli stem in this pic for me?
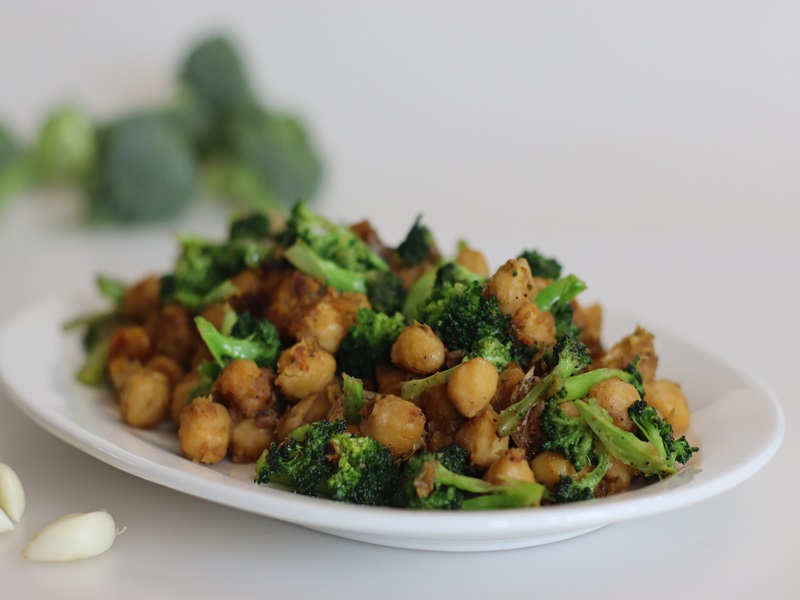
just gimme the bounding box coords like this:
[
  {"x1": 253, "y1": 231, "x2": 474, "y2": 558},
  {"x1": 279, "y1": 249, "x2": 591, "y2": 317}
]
[
  {"x1": 399, "y1": 365, "x2": 459, "y2": 401},
  {"x1": 283, "y1": 240, "x2": 368, "y2": 293},
  {"x1": 558, "y1": 368, "x2": 641, "y2": 402},
  {"x1": 534, "y1": 274, "x2": 586, "y2": 312},
  {"x1": 195, "y1": 315, "x2": 268, "y2": 367},
  {"x1": 342, "y1": 373, "x2": 364, "y2": 424},
  {"x1": 426, "y1": 463, "x2": 547, "y2": 509},
  {"x1": 76, "y1": 335, "x2": 111, "y2": 386}
]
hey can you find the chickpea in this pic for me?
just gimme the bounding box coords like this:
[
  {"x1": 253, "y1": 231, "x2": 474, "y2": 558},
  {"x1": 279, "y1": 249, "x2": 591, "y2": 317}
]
[
  {"x1": 447, "y1": 357, "x2": 499, "y2": 418},
  {"x1": 145, "y1": 354, "x2": 184, "y2": 387},
  {"x1": 594, "y1": 326, "x2": 658, "y2": 382},
  {"x1": 530, "y1": 451, "x2": 577, "y2": 490},
  {"x1": 230, "y1": 415, "x2": 277, "y2": 463},
  {"x1": 212, "y1": 359, "x2": 274, "y2": 418},
  {"x1": 360, "y1": 395, "x2": 426, "y2": 460},
  {"x1": 454, "y1": 408, "x2": 509, "y2": 470},
  {"x1": 289, "y1": 297, "x2": 348, "y2": 353},
  {"x1": 491, "y1": 364, "x2": 525, "y2": 412},
  {"x1": 152, "y1": 304, "x2": 198, "y2": 367},
  {"x1": 108, "y1": 325, "x2": 151, "y2": 362},
  {"x1": 455, "y1": 245, "x2": 490, "y2": 277},
  {"x1": 120, "y1": 275, "x2": 161, "y2": 323},
  {"x1": 391, "y1": 322, "x2": 445, "y2": 375},
  {"x1": 107, "y1": 355, "x2": 141, "y2": 392},
  {"x1": 265, "y1": 271, "x2": 326, "y2": 338},
  {"x1": 572, "y1": 302, "x2": 603, "y2": 359},
  {"x1": 118, "y1": 368, "x2": 170, "y2": 428},
  {"x1": 277, "y1": 388, "x2": 334, "y2": 440},
  {"x1": 275, "y1": 338, "x2": 336, "y2": 400},
  {"x1": 484, "y1": 448, "x2": 535, "y2": 485},
  {"x1": 589, "y1": 377, "x2": 641, "y2": 432},
  {"x1": 510, "y1": 302, "x2": 556, "y2": 349},
  {"x1": 644, "y1": 379, "x2": 691, "y2": 436},
  {"x1": 179, "y1": 396, "x2": 231, "y2": 464},
  {"x1": 421, "y1": 383, "x2": 464, "y2": 450},
  {"x1": 487, "y1": 258, "x2": 536, "y2": 316},
  {"x1": 375, "y1": 364, "x2": 414, "y2": 397},
  {"x1": 596, "y1": 456, "x2": 640, "y2": 497},
  {"x1": 171, "y1": 373, "x2": 203, "y2": 424}
]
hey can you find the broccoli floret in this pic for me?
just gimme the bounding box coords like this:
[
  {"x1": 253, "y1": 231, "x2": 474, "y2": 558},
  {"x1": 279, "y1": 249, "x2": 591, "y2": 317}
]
[
  {"x1": 573, "y1": 399, "x2": 696, "y2": 478},
  {"x1": 337, "y1": 308, "x2": 405, "y2": 379},
  {"x1": 540, "y1": 400, "x2": 596, "y2": 471},
  {"x1": 518, "y1": 249, "x2": 562, "y2": 280},
  {"x1": 495, "y1": 336, "x2": 592, "y2": 437},
  {"x1": 551, "y1": 449, "x2": 612, "y2": 504},
  {"x1": 33, "y1": 104, "x2": 96, "y2": 185},
  {"x1": 395, "y1": 449, "x2": 547, "y2": 510},
  {"x1": 0, "y1": 122, "x2": 30, "y2": 210},
  {"x1": 195, "y1": 312, "x2": 282, "y2": 369},
  {"x1": 402, "y1": 261, "x2": 486, "y2": 322},
  {"x1": 228, "y1": 211, "x2": 271, "y2": 242},
  {"x1": 533, "y1": 274, "x2": 587, "y2": 339},
  {"x1": 628, "y1": 399, "x2": 698, "y2": 466},
  {"x1": 161, "y1": 232, "x2": 273, "y2": 310},
  {"x1": 363, "y1": 270, "x2": 406, "y2": 315},
  {"x1": 396, "y1": 214, "x2": 435, "y2": 266},
  {"x1": 342, "y1": 373, "x2": 364, "y2": 424},
  {"x1": 256, "y1": 420, "x2": 400, "y2": 506},
  {"x1": 86, "y1": 113, "x2": 197, "y2": 223}
]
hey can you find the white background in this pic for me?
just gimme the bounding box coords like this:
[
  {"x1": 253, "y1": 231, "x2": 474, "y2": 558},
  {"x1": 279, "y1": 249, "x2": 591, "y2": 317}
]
[{"x1": 0, "y1": 2, "x2": 797, "y2": 598}]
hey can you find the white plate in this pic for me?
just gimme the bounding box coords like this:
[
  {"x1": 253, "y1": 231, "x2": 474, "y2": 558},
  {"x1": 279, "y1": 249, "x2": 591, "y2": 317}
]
[{"x1": 0, "y1": 293, "x2": 785, "y2": 552}]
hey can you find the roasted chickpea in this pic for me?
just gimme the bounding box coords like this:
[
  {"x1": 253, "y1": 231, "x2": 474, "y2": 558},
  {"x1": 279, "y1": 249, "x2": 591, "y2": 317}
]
[
  {"x1": 390, "y1": 322, "x2": 445, "y2": 375},
  {"x1": 594, "y1": 326, "x2": 658, "y2": 382},
  {"x1": 230, "y1": 414, "x2": 277, "y2": 463},
  {"x1": 277, "y1": 388, "x2": 335, "y2": 440},
  {"x1": 454, "y1": 408, "x2": 509, "y2": 470},
  {"x1": 455, "y1": 245, "x2": 490, "y2": 277},
  {"x1": 171, "y1": 373, "x2": 203, "y2": 424},
  {"x1": 360, "y1": 395, "x2": 426, "y2": 459},
  {"x1": 275, "y1": 338, "x2": 336, "y2": 400},
  {"x1": 447, "y1": 357, "x2": 499, "y2": 418},
  {"x1": 421, "y1": 383, "x2": 465, "y2": 450},
  {"x1": 178, "y1": 396, "x2": 231, "y2": 464},
  {"x1": 120, "y1": 275, "x2": 161, "y2": 323},
  {"x1": 530, "y1": 451, "x2": 577, "y2": 490},
  {"x1": 488, "y1": 258, "x2": 536, "y2": 316},
  {"x1": 510, "y1": 302, "x2": 556, "y2": 349},
  {"x1": 484, "y1": 448, "x2": 536, "y2": 485},
  {"x1": 491, "y1": 363, "x2": 525, "y2": 412},
  {"x1": 118, "y1": 368, "x2": 170, "y2": 428},
  {"x1": 212, "y1": 359, "x2": 274, "y2": 418},
  {"x1": 146, "y1": 354, "x2": 184, "y2": 387},
  {"x1": 589, "y1": 377, "x2": 641, "y2": 432},
  {"x1": 644, "y1": 379, "x2": 691, "y2": 436},
  {"x1": 152, "y1": 304, "x2": 198, "y2": 367},
  {"x1": 289, "y1": 297, "x2": 349, "y2": 353},
  {"x1": 596, "y1": 456, "x2": 640, "y2": 497},
  {"x1": 108, "y1": 325, "x2": 151, "y2": 362}
]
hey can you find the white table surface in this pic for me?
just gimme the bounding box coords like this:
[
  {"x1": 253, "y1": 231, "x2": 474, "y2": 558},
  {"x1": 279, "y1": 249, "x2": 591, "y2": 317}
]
[{"x1": 1, "y1": 3, "x2": 797, "y2": 598}]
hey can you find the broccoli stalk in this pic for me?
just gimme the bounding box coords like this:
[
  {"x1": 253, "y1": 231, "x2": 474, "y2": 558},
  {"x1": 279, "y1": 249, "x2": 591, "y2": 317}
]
[
  {"x1": 256, "y1": 420, "x2": 400, "y2": 506},
  {"x1": 400, "y1": 365, "x2": 459, "y2": 401},
  {"x1": 495, "y1": 336, "x2": 592, "y2": 437},
  {"x1": 557, "y1": 358, "x2": 645, "y2": 401},
  {"x1": 342, "y1": 373, "x2": 364, "y2": 424},
  {"x1": 195, "y1": 312, "x2": 282, "y2": 369},
  {"x1": 395, "y1": 451, "x2": 547, "y2": 510},
  {"x1": 573, "y1": 399, "x2": 696, "y2": 477}
]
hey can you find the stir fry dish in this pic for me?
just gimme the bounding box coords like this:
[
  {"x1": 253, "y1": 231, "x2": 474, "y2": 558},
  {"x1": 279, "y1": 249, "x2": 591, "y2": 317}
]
[{"x1": 67, "y1": 203, "x2": 698, "y2": 510}]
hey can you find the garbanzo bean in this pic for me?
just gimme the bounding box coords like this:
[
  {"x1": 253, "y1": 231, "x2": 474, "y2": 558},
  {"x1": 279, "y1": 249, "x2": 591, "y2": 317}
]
[
  {"x1": 391, "y1": 322, "x2": 446, "y2": 375},
  {"x1": 644, "y1": 379, "x2": 691, "y2": 436},
  {"x1": 530, "y1": 451, "x2": 577, "y2": 490},
  {"x1": 455, "y1": 244, "x2": 490, "y2": 277},
  {"x1": 510, "y1": 302, "x2": 556, "y2": 349},
  {"x1": 145, "y1": 354, "x2": 184, "y2": 387},
  {"x1": 275, "y1": 338, "x2": 336, "y2": 400},
  {"x1": 454, "y1": 407, "x2": 509, "y2": 470},
  {"x1": 118, "y1": 368, "x2": 170, "y2": 428},
  {"x1": 484, "y1": 448, "x2": 535, "y2": 485},
  {"x1": 170, "y1": 373, "x2": 203, "y2": 424},
  {"x1": 447, "y1": 357, "x2": 499, "y2": 418},
  {"x1": 120, "y1": 275, "x2": 161, "y2": 323},
  {"x1": 230, "y1": 415, "x2": 277, "y2": 463},
  {"x1": 276, "y1": 387, "x2": 335, "y2": 440},
  {"x1": 178, "y1": 396, "x2": 231, "y2": 464},
  {"x1": 594, "y1": 326, "x2": 658, "y2": 382},
  {"x1": 589, "y1": 377, "x2": 641, "y2": 432},
  {"x1": 212, "y1": 359, "x2": 274, "y2": 418},
  {"x1": 487, "y1": 258, "x2": 536, "y2": 316},
  {"x1": 360, "y1": 395, "x2": 426, "y2": 459}
]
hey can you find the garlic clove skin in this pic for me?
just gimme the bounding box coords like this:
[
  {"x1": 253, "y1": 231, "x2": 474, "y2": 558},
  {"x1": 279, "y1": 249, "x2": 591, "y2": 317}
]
[
  {"x1": 23, "y1": 510, "x2": 118, "y2": 561},
  {"x1": 0, "y1": 462, "x2": 25, "y2": 523},
  {"x1": 0, "y1": 507, "x2": 14, "y2": 533}
]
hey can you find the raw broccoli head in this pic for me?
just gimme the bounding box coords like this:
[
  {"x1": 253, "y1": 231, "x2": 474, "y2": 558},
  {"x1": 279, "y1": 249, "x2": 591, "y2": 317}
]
[
  {"x1": 518, "y1": 249, "x2": 562, "y2": 280},
  {"x1": 33, "y1": 104, "x2": 96, "y2": 185},
  {"x1": 337, "y1": 308, "x2": 406, "y2": 379},
  {"x1": 86, "y1": 113, "x2": 197, "y2": 223}
]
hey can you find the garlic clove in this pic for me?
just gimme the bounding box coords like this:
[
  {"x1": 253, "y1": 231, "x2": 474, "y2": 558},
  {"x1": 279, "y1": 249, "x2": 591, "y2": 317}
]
[
  {"x1": 0, "y1": 462, "x2": 25, "y2": 522},
  {"x1": 0, "y1": 507, "x2": 14, "y2": 533},
  {"x1": 23, "y1": 510, "x2": 119, "y2": 561}
]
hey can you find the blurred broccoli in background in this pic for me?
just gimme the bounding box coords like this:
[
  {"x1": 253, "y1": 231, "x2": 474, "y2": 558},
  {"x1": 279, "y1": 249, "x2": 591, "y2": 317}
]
[{"x1": 3, "y1": 33, "x2": 323, "y2": 224}]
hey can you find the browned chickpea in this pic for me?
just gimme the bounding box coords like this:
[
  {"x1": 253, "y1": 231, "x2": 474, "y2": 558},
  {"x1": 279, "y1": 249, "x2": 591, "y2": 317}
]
[
  {"x1": 572, "y1": 302, "x2": 603, "y2": 359},
  {"x1": 510, "y1": 302, "x2": 556, "y2": 349},
  {"x1": 276, "y1": 388, "x2": 335, "y2": 440},
  {"x1": 212, "y1": 359, "x2": 274, "y2": 418},
  {"x1": 421, "y1": 383, "x2": 465, "y2": 451},
  {"x1": 644, "y1": 379, "x2": 691, "y2": 436},
  {"x1": 120, "y1": 275, "x2": 161, "y2": 323},
  {"x1": 484, "y1": 448, "x2": 536, "y2": 485},
  {"x1": 491, "y1": 364, "x2": 525, "y2": 412},
  {"x1": 595, "y1": 456, "x2": 640, "y2": 497},
  {"x1": 145, "y1": 354, "x2": 184, "y2": 387},
  {"x1": 454, "y1": 408, "x2": 509, "y2": 470},
  {"x1": 107, "y1": 355, "x2": 141, "y2": 392},
  {"x1": 275, "y1": 338, "x2": 336, "y2": 400},
  {"x1": 230, "y1": 414, "x2": 277, "y2": 463},
  {"x1": 447, "y1": 357, "x2": 499, "y2": 418},
  {"x1": 593, "y1": 326, "x2": 658, "y2": 382},
  {"x1": 589, "y1": 377, "x2": 641, "y2": 432},
  {"x1": 455, "y1": 245, "x2": 490, "y2": 277},
  {"x1": 118, "y1": 368, "x2": 170, "y2": 428},
  {"x1": 152, "y1": 304, "x2": 199, "y2": 367},
  {"x1": 487, "y1": 258, "x2": 536, "y2": 316},
  {"x1": 171, "y1": 373, "x2": 203, "y2": 424},
  {"x1": 390, "y1": 322, "x2": 445, "y2": 375},
  {"x1": 265, "y1": 270, "x2": 326, "y2": 338},
  {"x1": 178, "y1": 396, "x2": 231, "y2": 464},
  {"x1": 375, "y1": 364, "x2": 414, "y2": 396},
  {"x1": 360, "y1": 395, "x2": 426, "y2": 459},
  {"x1": 530, "y1": 451, "x2": 577, "y2": 490},
  {"x1": 108, "y1": 325, "x2": 151, "y2": 362},
  {"x1": 289, "y1": 298, "x2": 349, "y2": 353}
]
